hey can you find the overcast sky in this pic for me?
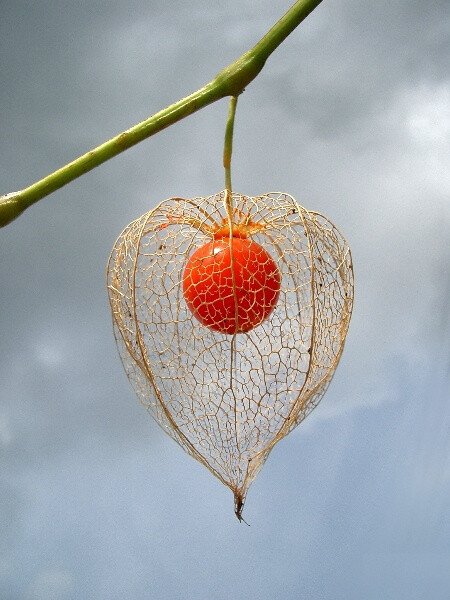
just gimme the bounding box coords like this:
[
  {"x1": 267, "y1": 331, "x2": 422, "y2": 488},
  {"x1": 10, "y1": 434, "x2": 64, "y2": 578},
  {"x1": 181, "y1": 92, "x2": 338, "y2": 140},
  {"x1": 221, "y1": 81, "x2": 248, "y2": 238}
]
[{"x1": 1, "y1": 1, "x2": 449, "y2": 599}]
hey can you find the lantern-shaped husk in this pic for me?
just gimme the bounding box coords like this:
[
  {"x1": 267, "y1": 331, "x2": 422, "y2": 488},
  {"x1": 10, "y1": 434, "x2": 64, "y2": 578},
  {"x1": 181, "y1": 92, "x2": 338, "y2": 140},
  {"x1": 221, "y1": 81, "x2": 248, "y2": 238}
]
[{"x1": 107, "y1": 191, "x2": 354, "y2": 520}]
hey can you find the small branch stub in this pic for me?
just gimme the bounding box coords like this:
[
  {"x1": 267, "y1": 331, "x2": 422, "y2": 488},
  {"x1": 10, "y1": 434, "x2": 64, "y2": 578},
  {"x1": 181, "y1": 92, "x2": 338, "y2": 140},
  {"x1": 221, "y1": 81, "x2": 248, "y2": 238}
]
[{"x1": 0, "y1": 191, "x2": 25, "y2": 227}]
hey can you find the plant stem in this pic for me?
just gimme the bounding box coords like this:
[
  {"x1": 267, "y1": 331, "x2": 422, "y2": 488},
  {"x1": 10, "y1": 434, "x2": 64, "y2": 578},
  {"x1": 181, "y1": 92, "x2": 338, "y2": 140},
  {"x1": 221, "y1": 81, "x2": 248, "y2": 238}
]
[
  {"x1": 224, "y1": 96, "x2": 238, "y2": 192},
  {"x1": 0, "y1": 0, "x2": 324, "y2": 227}
]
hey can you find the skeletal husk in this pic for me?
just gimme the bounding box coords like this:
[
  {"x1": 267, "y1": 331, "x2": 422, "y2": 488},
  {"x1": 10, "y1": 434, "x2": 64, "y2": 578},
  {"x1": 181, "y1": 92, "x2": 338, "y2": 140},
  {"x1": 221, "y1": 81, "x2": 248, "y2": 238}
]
[{"x1": 107, "y1": 191, "x2": 354, "y2": 520}]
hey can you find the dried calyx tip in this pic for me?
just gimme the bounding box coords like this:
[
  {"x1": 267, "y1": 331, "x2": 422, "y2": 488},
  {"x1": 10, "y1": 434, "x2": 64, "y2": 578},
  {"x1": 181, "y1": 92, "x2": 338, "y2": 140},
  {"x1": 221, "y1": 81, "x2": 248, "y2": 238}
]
[{"x1": 234, "y1": 494, "x2": 250, "y2": 526}]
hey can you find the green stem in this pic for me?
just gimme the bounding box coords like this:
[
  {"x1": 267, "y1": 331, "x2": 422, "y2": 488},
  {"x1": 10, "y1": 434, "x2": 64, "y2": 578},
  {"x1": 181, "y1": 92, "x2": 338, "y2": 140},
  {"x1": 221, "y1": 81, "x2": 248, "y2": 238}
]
[
  {"x1": 223, "y1": 96, "x2": 238, "y2": 192},
  {"x1": 0, "y1": 0, "x2": 325, "y2": 227}
]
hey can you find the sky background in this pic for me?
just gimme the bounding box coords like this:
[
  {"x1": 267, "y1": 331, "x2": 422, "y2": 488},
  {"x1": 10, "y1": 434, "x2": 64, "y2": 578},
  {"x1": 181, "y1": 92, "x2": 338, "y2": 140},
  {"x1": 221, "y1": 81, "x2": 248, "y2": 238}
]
[{"x1": 1, "y1": 1, "x2": 449, "y2": 598}]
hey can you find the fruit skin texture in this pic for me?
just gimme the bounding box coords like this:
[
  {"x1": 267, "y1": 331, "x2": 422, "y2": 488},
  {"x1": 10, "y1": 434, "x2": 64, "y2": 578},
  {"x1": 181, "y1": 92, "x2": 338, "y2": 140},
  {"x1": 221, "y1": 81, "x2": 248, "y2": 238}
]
[{"x1": 183, "y1": 236, "x2": 281, "y2": 334}]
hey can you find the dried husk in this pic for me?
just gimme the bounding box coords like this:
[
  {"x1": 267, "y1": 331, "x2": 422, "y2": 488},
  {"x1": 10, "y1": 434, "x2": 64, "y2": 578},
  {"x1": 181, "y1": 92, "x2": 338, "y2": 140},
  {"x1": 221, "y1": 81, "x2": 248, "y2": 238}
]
[{"x1": 107, "y1": 191, "x2": 354, "y2": 520}]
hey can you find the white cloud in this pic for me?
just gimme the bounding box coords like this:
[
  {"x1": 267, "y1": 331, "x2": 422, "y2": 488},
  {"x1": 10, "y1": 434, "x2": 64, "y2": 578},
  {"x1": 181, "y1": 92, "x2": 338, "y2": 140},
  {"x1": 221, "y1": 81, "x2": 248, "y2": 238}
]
[
  {"x1": 32, "y1": 336, "x2": 66, "y2": 370},
  {"x1": 405, "y1": 82, "x2": 450, "y2": 145}
]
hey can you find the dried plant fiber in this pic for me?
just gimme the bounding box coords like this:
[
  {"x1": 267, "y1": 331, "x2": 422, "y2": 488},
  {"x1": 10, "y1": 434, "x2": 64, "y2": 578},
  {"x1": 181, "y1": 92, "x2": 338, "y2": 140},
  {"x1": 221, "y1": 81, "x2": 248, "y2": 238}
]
[{"x1": 107, "y1": 191, "x2": 354, "y2": 520}]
